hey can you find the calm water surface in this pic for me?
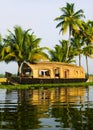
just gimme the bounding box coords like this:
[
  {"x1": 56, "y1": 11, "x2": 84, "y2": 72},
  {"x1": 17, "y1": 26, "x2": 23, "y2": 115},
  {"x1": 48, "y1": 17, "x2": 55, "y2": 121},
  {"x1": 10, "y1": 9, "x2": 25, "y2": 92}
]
[{"x1": 0, "y1": 86, "x2": 93, "y2": 130}]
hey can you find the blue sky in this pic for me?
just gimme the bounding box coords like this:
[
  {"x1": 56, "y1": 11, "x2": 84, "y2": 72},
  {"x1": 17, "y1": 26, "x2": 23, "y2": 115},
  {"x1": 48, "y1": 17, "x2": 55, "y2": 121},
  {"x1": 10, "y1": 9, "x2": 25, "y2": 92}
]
[{"x1": 0, "y1": 0, "x2": 93, "y2": 74}]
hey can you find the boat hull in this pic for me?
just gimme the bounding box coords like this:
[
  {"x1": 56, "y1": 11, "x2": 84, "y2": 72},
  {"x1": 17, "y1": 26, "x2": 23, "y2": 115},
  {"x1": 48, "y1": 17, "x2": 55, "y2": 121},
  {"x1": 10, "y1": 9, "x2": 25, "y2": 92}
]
[{"x1": 7, "y1": 77, "x2": 88, "y2": 84}]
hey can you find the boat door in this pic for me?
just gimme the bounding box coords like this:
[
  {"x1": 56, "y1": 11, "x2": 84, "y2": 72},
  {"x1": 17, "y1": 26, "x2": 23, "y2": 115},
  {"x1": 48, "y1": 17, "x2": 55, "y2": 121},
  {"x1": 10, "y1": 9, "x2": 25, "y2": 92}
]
[{"x1": 64, "y1": 70, "x2": 69, "y2": 78}]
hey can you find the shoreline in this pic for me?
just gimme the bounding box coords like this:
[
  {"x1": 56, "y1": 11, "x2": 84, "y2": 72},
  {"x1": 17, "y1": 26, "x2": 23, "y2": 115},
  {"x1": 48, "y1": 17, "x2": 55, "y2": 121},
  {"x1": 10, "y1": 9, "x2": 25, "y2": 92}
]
[{"x1": 0, "y1": 81, "x2": 93, "y2": 89}]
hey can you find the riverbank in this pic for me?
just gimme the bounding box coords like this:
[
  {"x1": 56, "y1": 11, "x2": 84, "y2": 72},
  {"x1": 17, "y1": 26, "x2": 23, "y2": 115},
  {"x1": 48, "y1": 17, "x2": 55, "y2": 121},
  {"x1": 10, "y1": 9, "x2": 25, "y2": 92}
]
[
  {"x1": 0, "y1": 76, "x2": 93, "y2": 89},
  {"x1": 0, "y1": 81, "x2": 93, "y2": 89}
]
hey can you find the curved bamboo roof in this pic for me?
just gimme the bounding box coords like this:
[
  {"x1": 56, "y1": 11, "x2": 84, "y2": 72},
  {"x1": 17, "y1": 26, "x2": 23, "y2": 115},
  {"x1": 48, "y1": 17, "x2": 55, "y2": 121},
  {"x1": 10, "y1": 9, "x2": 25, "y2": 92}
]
[{"x1": 21, "y1": 61, "x2": 84, "y2": 71}]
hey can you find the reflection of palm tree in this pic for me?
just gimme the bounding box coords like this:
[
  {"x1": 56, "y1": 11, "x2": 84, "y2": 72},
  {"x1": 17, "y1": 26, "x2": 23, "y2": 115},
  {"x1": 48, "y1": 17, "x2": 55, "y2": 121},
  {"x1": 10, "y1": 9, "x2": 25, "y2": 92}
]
[{"x1": 4, "y1": 89, "x2": 41, "y2": 130}]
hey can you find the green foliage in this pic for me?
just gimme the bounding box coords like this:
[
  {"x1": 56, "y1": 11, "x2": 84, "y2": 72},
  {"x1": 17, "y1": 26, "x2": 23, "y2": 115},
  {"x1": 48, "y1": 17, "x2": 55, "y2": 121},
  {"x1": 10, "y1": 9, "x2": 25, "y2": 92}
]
[
  {"x1": 0, "y1": 74, "x2": 5, "y2": 78},
  {"x1": 2, "y1": 26, "x2": 49, "y2": 75},
  {"x1": 55, "y1": 3, "x2": 85, "y2": 34},
  {"x1": 49, "y1": 40, "x2": 76, "y2": 63},
  {"x1": 55, "y1": 2, "x2": 85, "y2": 61},
  {"x1": 0, "y1": 82, "x2": 93, "y2": 89}
]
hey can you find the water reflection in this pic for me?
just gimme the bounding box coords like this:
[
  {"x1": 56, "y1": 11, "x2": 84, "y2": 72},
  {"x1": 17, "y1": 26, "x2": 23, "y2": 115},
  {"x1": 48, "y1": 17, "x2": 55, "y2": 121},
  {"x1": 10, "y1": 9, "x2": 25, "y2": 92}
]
[{"x1": 0, "y1": 86, "x2": 93, "y2": 130}]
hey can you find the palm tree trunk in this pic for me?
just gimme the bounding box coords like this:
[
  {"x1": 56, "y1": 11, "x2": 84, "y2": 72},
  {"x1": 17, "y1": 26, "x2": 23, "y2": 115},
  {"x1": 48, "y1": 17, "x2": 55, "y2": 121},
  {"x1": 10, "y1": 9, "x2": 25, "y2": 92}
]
[
  {"x1": 66, "y1": 25, "x2": 71, "y2": 62},
  {"x1": 17, "y1": 62, "x2": 21, "y2": 76},
  {"x1": 79, "y1": 54, "x2": 81, "y2": 66},
  {"x1": 17, "y1": 66, "x2": 20, "y2": 76},
  {"x1": 86, "y1": 55, "x2": 89, "y2": 76}
]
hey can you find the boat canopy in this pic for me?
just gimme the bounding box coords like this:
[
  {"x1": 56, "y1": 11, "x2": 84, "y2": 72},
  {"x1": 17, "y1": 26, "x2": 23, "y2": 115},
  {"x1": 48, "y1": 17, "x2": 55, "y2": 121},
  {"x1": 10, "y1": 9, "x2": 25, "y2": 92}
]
[{"x1": 20, "y1": 61, "x2": 86, "y2": 79}]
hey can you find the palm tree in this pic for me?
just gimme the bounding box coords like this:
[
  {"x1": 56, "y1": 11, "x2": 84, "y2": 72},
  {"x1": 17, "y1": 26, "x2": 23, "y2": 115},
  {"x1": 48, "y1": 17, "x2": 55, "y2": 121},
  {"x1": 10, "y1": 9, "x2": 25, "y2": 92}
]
[
  {"x1": 3, "y1": 26, "x2": 30, "y2": 75},
  {"x1": 82, "y1": 45, "x2": 93, "y2": 76},
  {"x1": 49, "y1": 40, "x2": 67, "y2": 62},
  {"x1": 0, "y1": 35, "x2": 13, "y2": 62},
  {"x1": 71, "y1": 30, "x2": 85, "y2": 66},
  {"x1": 55, "y1": 2, "x2": 85, "y2": 61},
  {"x1": 81, "y1": 21, "x2": 93, "y2": 75},
  {"x1": 24, "y1": 33, "x2": 49, "y2": 63},
  {"x1": 3, "y1": 26, "x2": 49, "y2": 75},
  {"x1": 49, "y1": 40, "x2": 76, "y2": 63},
  {"x1": 83, "y1": 21, "x2": 93, "y2": 43},
  {"x1": 0, "y1": 35, "x2": 4, "y2": 61}
]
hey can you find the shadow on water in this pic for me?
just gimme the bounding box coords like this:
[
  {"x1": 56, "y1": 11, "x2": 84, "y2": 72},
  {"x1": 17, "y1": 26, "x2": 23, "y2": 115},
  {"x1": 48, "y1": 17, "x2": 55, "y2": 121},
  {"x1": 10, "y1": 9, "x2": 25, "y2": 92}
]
[{"x1": 0, "y1": 86, "x2": 93, "y2": 130}]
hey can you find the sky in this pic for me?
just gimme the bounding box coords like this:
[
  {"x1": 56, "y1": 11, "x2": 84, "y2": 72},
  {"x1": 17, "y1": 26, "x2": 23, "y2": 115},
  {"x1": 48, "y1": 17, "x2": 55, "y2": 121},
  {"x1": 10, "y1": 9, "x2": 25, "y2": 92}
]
[{"x1": 0, "y1": 0, "x2": 93, "y2": 74}]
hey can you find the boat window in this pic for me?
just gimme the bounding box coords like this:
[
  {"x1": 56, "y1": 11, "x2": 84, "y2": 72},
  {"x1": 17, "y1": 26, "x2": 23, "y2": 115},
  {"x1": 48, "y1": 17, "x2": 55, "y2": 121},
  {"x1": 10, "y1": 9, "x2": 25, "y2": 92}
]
[
  {"x1": 54, "y1": 68, "x2": 60, "y2": 78},
  {"x1": 39, "y1": 69, "x2": 50, "y2": 77}
]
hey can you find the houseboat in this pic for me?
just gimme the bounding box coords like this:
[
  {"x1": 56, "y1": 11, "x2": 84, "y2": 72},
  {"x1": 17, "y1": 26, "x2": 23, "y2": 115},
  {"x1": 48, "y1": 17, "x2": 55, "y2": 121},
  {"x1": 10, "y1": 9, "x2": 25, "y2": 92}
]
[{"x1": 6, "y1": 61, "x2": 87, "y2": 84}]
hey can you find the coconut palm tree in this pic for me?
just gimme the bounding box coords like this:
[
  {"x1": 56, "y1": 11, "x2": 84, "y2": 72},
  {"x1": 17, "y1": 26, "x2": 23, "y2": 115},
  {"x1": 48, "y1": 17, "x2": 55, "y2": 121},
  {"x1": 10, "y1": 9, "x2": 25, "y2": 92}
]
[
  {"x1": 24, "y1": 33, "x2": 49, "y2": 63},
  {"x1": 71, "y1": 30, "x2": 85, "y2": 66},
  {"x1": 81, "y1": 21, "x2": 93, "y2": 75},
  {"x1": 55, "y1": 2, "x2": 85, "y2": 61},
  {"x1": 82, "y1": 45, "x2": 93, "y2": 76},
  {"x1": 0, "y1": 35, "x2": 4, "y2": 61},
  {"x1": 49, "y1": 40, "x2": 76, "y2": 63},
  {"x1": 49, "y1": 40, "x2": 67, "y2": 62},
  {"x1": 3, "y1": 26, "x2": 30, "y2": 75},
  {"x1": 0, "y1": 35, "x2": 13, "y2": 62},
  {"x1": 3, "y1": 26, "x2": 49, "y2": 75},
  {"x1": 83, "y1": 21, "x2": 93, "y2": 43}
]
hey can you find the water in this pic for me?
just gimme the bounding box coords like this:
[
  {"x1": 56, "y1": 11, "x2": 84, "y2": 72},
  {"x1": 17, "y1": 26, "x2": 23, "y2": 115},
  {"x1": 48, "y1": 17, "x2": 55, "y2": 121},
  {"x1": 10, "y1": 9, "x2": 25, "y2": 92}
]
[{"x1": 0, "y1": 86, "x2": 93, "y2": 130}]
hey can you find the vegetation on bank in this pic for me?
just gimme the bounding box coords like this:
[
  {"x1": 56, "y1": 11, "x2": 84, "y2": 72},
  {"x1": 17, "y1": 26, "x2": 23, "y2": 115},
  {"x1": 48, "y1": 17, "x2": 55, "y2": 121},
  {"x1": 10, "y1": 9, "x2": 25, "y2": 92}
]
[
  {"x1": 0, "y1": 82, "x2": 93, "y2": 89},
  {"x1": 0, "y1": 74, "x2": 5, "y2": 78}
]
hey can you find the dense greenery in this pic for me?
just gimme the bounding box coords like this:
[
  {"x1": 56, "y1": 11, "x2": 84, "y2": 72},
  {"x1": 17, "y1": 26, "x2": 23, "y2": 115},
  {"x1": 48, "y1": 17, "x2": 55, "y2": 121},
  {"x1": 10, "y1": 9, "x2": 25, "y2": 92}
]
[
  {"x1": 0, "y1": 2, "x2": 93, "y2": 75},
  {"x1": 1, "y1": 26, "x2": 49, "y2": 75}
]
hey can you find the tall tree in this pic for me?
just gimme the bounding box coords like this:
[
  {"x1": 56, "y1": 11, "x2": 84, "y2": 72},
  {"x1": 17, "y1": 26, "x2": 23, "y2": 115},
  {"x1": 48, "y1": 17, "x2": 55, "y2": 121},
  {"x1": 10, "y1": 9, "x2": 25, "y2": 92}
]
[
  {"x1": 49, "y1": 40, "x2": 76, "y2": 63},
  {"x1": 71, "y1": 30, "x2": 85, "y2": 66},
  {"x1": 3, "y1": 26, "x2": 30, "y2": 75},
  {"x1": 0, "y1": 35, "x2": 13, "y2": 62},
  {"x1": 81, "y1": 21, "x2": 93, "y2": 75},
  {"x1": 49, "y1": 40, "x2": 67, "y2": 62},
  {"x1": 25, "y1": 33, "x2": 49, "y2": 63},
  {"x1": 82, "y1": 45, "x2": 93, "y2": 76},
  {"x1": 55, "y1": 2, "x2": 85, "y2": 61},
  {"x1": 0, "y1": 35, "x2": 4, "y2": 61},
  {"x1": 3, "y1": 26, "x2": 49, "y2": 75}
]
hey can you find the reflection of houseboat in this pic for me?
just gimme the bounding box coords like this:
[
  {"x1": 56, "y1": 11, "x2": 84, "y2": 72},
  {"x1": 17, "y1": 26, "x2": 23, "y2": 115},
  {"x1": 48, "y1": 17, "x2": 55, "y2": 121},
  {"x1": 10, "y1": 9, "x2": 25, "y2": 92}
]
[
  {"x1": 17, "y1": 87, "x2": 86, "y2": 105},
  {"x1": 6, "y1": 61, "x2": 87, "y2": 84}
]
